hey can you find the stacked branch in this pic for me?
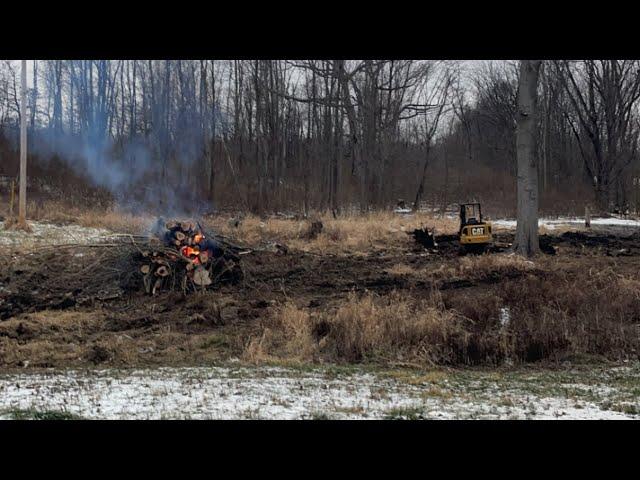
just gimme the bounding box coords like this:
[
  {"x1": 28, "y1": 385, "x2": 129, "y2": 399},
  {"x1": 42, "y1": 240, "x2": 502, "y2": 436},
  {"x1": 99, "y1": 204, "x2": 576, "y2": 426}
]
[{"x1": 141, "y1": 219, "x2": 244, "y2": 295}]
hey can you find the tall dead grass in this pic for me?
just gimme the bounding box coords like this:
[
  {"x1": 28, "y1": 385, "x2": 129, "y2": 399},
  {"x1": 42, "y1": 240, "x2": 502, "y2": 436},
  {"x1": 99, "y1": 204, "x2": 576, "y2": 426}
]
[
  {"x1": 209, "y1": 211, "x2": 458, "y2": 253},
  {"x1": 7, "y1": 200, "x2": 156, "y2": 234},
  {"x1": 390, "y1": 253, "x2": 540, "y2": 285},
  {"x1": 6, "y1": 201, "x2": 459, "y2": 252},
  {"x1": 431, "y1": 253, "x2": 538, "y2": 280},
  {"x1": 244, "y1": 266, "x2": 640, "y2": 366},
  {"x1": 244, "y1": 291, "x2": 485, "y2": 366},
  {"x1": 499, "y1": 267, "x2": 640, "y2": 361}
]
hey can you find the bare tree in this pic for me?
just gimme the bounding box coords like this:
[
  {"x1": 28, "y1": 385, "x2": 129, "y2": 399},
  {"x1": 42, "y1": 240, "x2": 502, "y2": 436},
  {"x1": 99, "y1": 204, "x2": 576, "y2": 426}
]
[
  {"x1": 411, "y1": 63, "x2": 453, "y2": 211},
  {"x1": 1, "y1": 59, "x2": 638, "y2": 218},
  {"x1": 554, "y1": 60, "x2": 640, "y2": 211}
]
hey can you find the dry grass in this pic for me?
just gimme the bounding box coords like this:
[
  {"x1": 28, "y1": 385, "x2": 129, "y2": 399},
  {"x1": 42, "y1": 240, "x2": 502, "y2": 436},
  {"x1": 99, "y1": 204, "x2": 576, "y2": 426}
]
[
  {"x1": 499, "y1": 267, "x2": 640, "y2": 361},
  {"x1": 75, "y1": 209, "x2": 156, "y2": 234},
  {"x1": 0, "y1": 307, "x2": 246, "y2": 369},
  {"x1": 243, "y1": 304, "x2": 316, "y2": 364},
  {"x1": 384, "y1": 254, "x2": 541, "y2": 288},
  {"x1": 243, "y1": 262, "x2": 640, "y2": 367},
  {"x1": 1, "y1": 216, "x2": 32, "y2": 232},
  {"x1": 244, "y1": 291, "x2": 475, "y2": 366},
  {"x1": 385, "y1": 264, "x2": 421, "y2": 276},
  {"x1": 14, "y1": 200, "x2": 156, "y2": 234},
  {"x1": 386, "y1": 254, "x2": 538, "y2": 283},
  {"x1": 322, "y1": 291, "x2": 461, "y2": 363},
  {"x1": 6, "y1": 202, "x2": 459, "y2": 253},
  {"x1": 429, "y1": 253, "x2": 538, "y2": 282},
  {"x1": 209, "y1": 211, "x2": 458, "y2": 253}
]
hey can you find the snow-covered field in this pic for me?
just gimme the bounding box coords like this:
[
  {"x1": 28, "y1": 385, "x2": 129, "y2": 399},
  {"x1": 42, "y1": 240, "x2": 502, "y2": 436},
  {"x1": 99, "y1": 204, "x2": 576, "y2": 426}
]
[
  {"x1": 492, "y1": 217, "x2": 640, "y2": 230},
  {"x1": 0, "y1": 221, "x2": 114, "y2": 247},
  {"x1": 0, "y1": 365, "x2": 637, "y2": 420}
]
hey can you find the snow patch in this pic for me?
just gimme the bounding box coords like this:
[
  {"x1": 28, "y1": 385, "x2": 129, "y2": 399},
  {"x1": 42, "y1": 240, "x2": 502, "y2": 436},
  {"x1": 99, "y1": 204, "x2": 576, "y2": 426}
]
[
  {"x1": 499, "y1": 307, "x2": 511, "y2": 328},
  {"x1": 492, "y1": 217, "x2": 640, "y2": 230},
  {"x1": 0, "y1": 221, "x2": 114, "y2": 247},
  {"x1": 0, "y1": 367, "x2": 636, "y2": 420}
]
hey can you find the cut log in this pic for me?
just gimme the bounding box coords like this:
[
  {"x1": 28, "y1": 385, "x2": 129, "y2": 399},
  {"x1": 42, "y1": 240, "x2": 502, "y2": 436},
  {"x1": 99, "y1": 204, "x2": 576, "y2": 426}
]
[
  {"x1": 156, "y1": 266, "x2": 170, "y2": 277},
  {"x1": 143, "y1": 274, "x2": 152, "y2": 294},
  {"x1": 135, "y1": 218, "x2": 247, "y2": 295},
  {"x1": 193, "y1": 266, "x2": 212, "y2": 286},
  {"x1": 152, "y1": 278, "x2": 162, "y2": 296},
  {"x1": 198, "y1": 250, "x2": 209, "y2": 264}
]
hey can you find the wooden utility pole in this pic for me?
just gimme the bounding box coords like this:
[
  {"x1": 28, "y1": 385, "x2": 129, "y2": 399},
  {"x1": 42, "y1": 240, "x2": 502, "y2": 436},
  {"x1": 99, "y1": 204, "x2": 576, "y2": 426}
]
[{"x1": 18, "y1": 60, "x2": 28, "y2": 228}]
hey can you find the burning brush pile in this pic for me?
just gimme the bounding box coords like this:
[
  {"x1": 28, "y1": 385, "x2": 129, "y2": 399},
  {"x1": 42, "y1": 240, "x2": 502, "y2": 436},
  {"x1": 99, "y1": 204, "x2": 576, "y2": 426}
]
[
  {"x1": 0, "y1": 218, "x2": 248, "y2": 320},
  {"x1": 141, "y1": 219, "x2": 246, "y2": 295}
]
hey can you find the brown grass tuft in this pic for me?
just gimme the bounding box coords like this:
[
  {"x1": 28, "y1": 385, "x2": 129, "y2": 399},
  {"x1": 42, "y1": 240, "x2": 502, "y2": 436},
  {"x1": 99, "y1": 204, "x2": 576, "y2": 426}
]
[
  {"x1": 323, "y1": 291, "x2": 463, "y2": 364},
  {"x1": 385, "y1": 264, "x2": 421, "y2": 276},
  {"x1": 429, "y1": 253, "x2": 538, "y2": 283},
  {"x1": 243, "y1": 291, "x2": 480, "y2": 366}
]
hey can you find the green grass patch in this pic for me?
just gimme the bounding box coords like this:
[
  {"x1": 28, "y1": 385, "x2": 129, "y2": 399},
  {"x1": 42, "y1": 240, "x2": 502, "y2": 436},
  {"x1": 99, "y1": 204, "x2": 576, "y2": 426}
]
[{"x1": 3, "y1": 409, "x2": 83, "y2": 420}]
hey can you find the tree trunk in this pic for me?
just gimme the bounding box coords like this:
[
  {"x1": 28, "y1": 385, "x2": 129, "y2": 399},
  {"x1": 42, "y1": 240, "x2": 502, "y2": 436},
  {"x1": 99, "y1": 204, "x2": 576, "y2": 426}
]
[
  {"x1": 412, "y1": 143, "x2": 431, "y2": 211},
  {"x1": 18, "y1": 60, "x2": 28, "y2": 229},
  {"x1": 514, "y1": 60, "x2": 542, "y2": 257}
]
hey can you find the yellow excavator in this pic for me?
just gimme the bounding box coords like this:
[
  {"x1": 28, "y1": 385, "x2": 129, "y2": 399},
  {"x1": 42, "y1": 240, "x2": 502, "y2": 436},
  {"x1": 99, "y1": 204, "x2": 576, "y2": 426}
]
[{"x1": 459, "y1": 203, "x2": 493, "y2": 251}]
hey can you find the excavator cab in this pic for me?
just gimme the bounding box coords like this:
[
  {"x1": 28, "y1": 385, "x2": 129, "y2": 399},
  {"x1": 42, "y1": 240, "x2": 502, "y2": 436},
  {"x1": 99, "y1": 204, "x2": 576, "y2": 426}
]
[{"x1": 459, "y1": 203, "x2": 492, "y2": 249}]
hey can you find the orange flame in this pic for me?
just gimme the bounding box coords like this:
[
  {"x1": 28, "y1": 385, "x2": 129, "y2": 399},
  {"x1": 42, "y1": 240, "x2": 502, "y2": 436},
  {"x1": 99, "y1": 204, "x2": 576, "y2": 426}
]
[
  {"x1": 181, "y1": 246, "x2": 200, "y2": 263},
  {"x1": 182, "y1": 246, "x2": 198, "y2": 256}
]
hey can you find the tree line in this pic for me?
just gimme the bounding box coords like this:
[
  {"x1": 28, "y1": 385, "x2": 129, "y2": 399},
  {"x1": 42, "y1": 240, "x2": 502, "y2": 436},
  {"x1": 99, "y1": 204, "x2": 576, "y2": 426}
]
[{"x1": 1, "y1": 60, "x2": 639, "y2": 215}]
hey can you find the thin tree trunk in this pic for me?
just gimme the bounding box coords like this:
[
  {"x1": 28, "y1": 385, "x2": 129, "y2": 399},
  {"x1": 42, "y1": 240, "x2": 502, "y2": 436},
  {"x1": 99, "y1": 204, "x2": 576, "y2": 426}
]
[
  {"x1": 18, "y1": 60, "x2": 28, "y2": 228},
  {"x1": 412, "y1": 143, "x2": 431, "y2": 211}
]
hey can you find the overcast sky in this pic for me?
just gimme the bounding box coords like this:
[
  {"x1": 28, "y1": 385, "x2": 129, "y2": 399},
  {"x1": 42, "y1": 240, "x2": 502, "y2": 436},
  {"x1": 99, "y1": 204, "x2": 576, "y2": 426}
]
[{"x1": 5, "y1": 60, "x2": 513, "y2": 89}]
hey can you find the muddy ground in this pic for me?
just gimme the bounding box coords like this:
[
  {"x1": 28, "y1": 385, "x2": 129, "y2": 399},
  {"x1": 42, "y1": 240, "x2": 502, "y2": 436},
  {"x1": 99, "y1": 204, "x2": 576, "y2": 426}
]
[{"x1": 1, "y1": 225, "x2": 640, "y2": 369}]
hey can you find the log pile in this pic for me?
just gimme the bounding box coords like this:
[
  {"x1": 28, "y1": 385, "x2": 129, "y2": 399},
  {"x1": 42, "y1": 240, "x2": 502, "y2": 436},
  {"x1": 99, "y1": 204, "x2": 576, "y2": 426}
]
[
  {"x1": 140, "y1": 219, "x2": 244, "y2": 295},
  {"x1": 0, "y1": 218, "x2": 250, "y2": 320}
]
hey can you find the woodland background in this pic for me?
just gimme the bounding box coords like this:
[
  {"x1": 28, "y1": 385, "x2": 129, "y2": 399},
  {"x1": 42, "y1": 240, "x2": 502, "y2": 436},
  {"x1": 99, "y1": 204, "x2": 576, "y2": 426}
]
[{"x1": 1, "y1": 60, "x2": 639, "y2": 217}]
